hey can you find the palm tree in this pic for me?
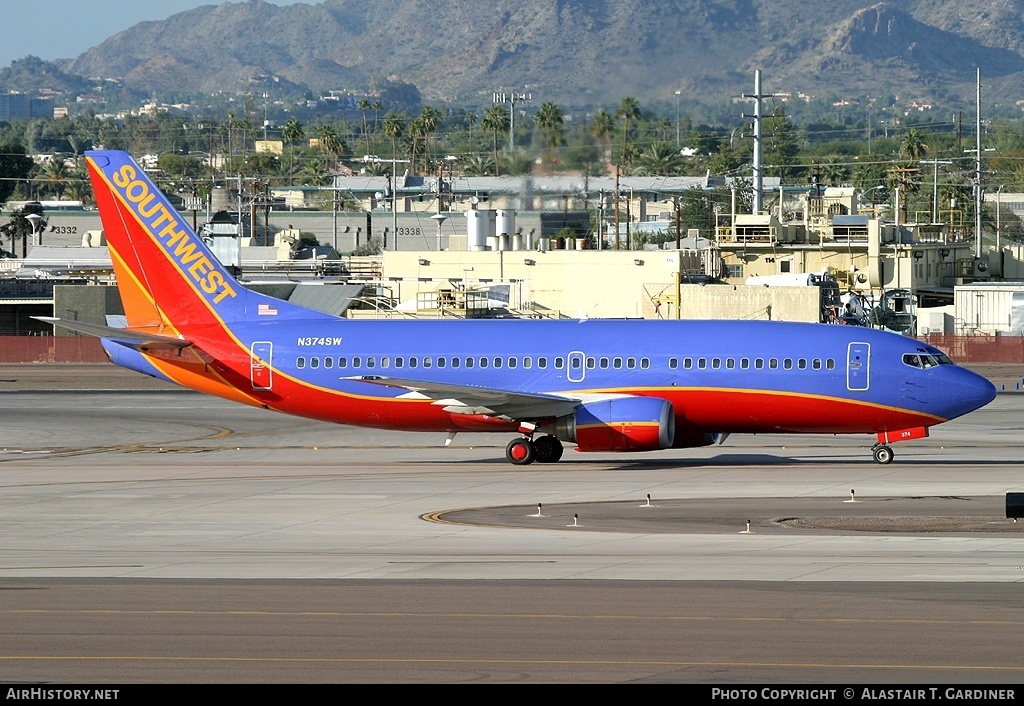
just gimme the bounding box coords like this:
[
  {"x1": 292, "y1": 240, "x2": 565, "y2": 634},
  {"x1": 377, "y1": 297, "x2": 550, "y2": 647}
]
[
  {"x1": 407, "y1": 115, "x2": 428, "y2": 174},
  {"x1": 533, "y1": 101, "x2": 565, "y2": 171},
  {"x1": 615, "y1": 97, "x2": 642, "y2": 167},
  {"x1": 633, "y1": 142, "x2": 684, "y2": 176},
  {"x1": 818, "y1": 156, "x2": 850, "y2": 187},
  {"x1": 314, "y1": 123, "x2": 346, "y2": 170},
  {"x1": 465, "y1": 112, "x2": 478, "y2": 142},
  {"x1": 900, "y1": 128, "x2": 929, "y2": 160},
  {"x1": 40, "y1": 158, "x2": 69, "y2": 200},
  {"x1": 357, "y1": 98, "x2": 371, "y2": 140},
  {"x1": 381, "y1": 112, "x2": 406, "y2": 173},
  {"x1": 298, "y1": 156, "x2": 332, "y2": 187},
  {"x1": 282, "y1": 117, "x2": 305, "y2": 184},
  {"x1": 462, "y1": 153, "x2": 495, "y2": 176},
  {"x1": 418, "y1": 106, "x2": 442, "y2": 168},
  {"x1": 370, "y1": 99, "x2": 382, "y2": 132},
  {"x1": 590, "y1": 109, "x2": 614, "y2": 167},
  {"x1": 481, "y1": 105, "x2": 510, "y2": 176}
]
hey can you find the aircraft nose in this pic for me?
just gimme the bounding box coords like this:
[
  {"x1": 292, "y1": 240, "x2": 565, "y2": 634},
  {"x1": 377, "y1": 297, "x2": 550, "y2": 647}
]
[{"x1": 947, "y1": 367, "x2": 997, "y2": 419}]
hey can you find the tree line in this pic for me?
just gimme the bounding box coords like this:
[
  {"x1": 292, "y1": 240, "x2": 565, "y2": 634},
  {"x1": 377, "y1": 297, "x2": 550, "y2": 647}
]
[{"x1": 3, "y1": 95, "x2": 1024, "y2": 247}]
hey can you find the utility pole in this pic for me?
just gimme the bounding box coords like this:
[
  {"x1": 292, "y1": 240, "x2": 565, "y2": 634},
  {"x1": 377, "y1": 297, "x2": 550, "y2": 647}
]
[
  {"x1": 741, "y1": 69, "x2": 773, "y2": 214},
  {"x1": 492, "y1": 90, "x2": 531, "y2": 152},
  {"x1": 675, "y1": 90, "x2": 682, "y2": 148},
  {"x1": 975, "y1": 68, "x2": 983, "y2": 258},
  {"x1": 920, "y1": 159, "x2": 952, "y2": 223},
  {"x1": 614, "y1": 167, "x2": 621, "y2": 250}
]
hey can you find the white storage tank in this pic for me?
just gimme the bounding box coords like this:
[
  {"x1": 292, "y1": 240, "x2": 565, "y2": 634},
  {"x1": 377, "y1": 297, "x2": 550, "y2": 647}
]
[
  {"x1": 496, "y1": 209, "x2": 516, "y2": 237},
  {"x1": 465, "y1": 208, "x2": 496, "y2": 251}
]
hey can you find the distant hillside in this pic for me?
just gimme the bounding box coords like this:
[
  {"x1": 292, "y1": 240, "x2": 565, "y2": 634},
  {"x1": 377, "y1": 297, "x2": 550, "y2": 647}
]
[{"x1": 38, "y1": 0, "x2": 1024, "y2": 108}]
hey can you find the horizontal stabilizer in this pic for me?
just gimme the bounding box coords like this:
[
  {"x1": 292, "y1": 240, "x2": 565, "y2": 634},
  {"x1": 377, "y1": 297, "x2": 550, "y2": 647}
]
[{"x1": 34, "y1": 316, "x2": 192, "y2": 350}]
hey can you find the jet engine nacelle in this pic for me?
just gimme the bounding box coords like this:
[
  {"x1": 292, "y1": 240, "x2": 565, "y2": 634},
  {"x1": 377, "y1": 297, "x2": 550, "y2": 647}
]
[{"x1": 557, "y1": 396, "x2": 676, "y2": 452}]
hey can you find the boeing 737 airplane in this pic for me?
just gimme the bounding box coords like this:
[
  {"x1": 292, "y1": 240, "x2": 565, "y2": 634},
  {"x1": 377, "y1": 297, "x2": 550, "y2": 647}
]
[{"x1": 42, "y1": 150, "x2": 997, "y2": 465}]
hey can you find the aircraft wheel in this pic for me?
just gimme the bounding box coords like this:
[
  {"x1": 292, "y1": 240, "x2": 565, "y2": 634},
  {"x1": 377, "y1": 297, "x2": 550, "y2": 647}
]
[
  {"x1": 532, "y1": 435, "x2": 563, "y2": 463},
  {"x1": 872, "y1": 444, "x2": 894, "y2": 465},
  {"x1": 505, "y1": 437, "x2": 535, "y2": 465}
]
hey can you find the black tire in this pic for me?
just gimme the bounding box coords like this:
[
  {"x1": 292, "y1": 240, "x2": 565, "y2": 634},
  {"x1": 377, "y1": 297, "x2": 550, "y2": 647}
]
[
  {"x1": 872, "y1": 445, "x2": 894, "y2": 465},
  {"x1": 533, "y1": 435, "x2": 563, "y2": 463},
  {"x1": 505, "y1": 437, "x2": 535, "y2": 465}
]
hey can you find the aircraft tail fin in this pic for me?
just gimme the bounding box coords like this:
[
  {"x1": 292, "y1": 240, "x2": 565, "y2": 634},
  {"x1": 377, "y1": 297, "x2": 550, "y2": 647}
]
[{"x1": 85, "y1": 150, "x2": 332, "y2": 336}]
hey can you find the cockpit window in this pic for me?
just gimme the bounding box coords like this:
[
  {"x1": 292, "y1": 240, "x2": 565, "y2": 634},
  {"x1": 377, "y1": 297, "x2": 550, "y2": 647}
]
[{"x1": 903, "y1": 353, "x2": 951, "y2": 369}]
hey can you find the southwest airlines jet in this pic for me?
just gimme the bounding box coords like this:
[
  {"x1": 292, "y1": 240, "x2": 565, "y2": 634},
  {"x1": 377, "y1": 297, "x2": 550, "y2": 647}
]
[{"x1": 44, "y1": 150, "x2": 997, "y2": 465}]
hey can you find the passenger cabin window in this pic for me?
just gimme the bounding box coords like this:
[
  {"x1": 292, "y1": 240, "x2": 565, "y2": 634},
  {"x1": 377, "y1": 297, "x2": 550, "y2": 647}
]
[
  {"x1": 683, "y1": 358, "x2": 693, "y2": 369},
  {"x1": 523, "y1": 358, "x2": 532, "y2": 369},
  {"x1": 352, "y1": 356, "x2": 362, "y2": 368},
  {"x1": 297, "y1": 357, "x2": 306, "y2": 369},
  {"x1": 338, "y1": 357, "x2": 347, "y2": 368},
  {"x1": 555, "y1": 357, "x2": 565, "y2": 369},
  {"x1": 538, "y1": 357, "x2": 547, "y2": 369},
  {"x1": 324, "y1": 357, "x2": 333, "y2": 369},
  {"x1": 668, "y1": 357, "x2": 678, "y2": 369}
]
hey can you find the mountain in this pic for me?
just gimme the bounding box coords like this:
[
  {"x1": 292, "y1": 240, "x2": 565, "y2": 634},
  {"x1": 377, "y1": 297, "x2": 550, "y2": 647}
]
[{"x1": 39, "y1": 0, "x2": 1024, "y2": 108}]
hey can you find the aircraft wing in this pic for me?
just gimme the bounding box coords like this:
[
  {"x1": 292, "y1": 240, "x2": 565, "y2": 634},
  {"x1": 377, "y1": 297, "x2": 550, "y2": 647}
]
[
  {"x1": 34, "y1": 316, "x2": 192, "y2": 350},
  {"x1": 349, "y1": 375, "x2": 581, "y2": 419}
]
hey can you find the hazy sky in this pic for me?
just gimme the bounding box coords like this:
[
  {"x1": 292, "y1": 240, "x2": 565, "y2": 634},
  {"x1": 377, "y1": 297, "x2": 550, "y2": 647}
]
[{"x1": 2, "y1": 1, "x2": 308, "y2": 68}]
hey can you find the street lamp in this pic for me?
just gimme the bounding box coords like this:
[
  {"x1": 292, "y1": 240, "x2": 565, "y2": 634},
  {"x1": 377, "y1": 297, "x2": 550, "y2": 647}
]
[
  {"x1": 23, "y1": 213, "x2": 43, "y2": 258},
  {"x1": 363, "y1": 154, "x2": 410, "y2": 250},
  {"x1": 861, "y1": 185, "x2": 885, "y2": 213}
]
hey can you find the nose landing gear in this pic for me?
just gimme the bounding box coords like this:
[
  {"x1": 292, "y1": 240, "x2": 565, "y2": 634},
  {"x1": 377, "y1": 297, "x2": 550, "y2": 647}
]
[{"x1": 872, "y1": 444, "x2": 894, "y2": 464}]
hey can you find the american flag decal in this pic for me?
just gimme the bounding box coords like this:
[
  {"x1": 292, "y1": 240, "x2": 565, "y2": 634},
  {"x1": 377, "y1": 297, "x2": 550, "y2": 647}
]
[{"x1": 257, "y1": 303, "x2": 278, "y2": 316}]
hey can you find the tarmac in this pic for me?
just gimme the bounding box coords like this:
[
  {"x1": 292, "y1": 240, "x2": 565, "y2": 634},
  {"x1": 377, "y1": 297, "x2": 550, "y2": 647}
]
[{"x1": 4, "y1": 363, "x2": 1024, "y2": 681}]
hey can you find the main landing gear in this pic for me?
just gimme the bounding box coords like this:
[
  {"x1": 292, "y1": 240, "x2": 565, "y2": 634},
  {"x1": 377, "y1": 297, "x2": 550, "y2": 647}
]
[
  {"x1": 872, "y1": 444, "x2": 894, "y2": 465},
  {"x1": 505, "y1": 435, "x2": 564, "y2": 465}
]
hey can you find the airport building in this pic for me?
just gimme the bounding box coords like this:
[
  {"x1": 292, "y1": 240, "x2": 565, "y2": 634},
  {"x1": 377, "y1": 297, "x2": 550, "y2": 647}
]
[{"x1": 3, "y1": 176, "x2": 1024, "y2": 363}]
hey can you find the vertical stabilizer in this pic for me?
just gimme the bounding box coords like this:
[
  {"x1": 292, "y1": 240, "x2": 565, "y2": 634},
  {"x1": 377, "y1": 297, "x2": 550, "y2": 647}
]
[{"x1": 86, "y1": 150, "x2": 246, "y2": 333}]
